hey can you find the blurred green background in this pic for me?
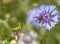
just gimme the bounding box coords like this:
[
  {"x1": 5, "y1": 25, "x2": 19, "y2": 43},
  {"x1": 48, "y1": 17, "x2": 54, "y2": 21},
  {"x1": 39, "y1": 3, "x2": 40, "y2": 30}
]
[{"x1": 0, "y1": 0, "x2": 60, "y2": 44}]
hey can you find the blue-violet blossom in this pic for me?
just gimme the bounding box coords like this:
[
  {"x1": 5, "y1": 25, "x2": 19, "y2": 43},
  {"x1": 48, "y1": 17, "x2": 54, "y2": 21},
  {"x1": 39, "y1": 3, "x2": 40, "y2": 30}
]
[{"x1": 27, "y1": 5, "x2": 60, "y2": 30}]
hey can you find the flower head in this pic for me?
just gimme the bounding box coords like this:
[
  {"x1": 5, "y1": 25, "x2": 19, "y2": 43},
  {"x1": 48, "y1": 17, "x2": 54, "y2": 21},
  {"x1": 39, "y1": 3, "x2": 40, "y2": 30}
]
[
  {"x1": 18, "y1": 30, "x2": 38, "y2": 44},
  {"x1": 27, "y1": 5, "x2": 60, "y2": 30},
  {"x1": 22, "y1": 34, "x2": 33, "y2": 43},
  {"x1": 11, "y1": 29, "x2": 24, "y2": 38}
]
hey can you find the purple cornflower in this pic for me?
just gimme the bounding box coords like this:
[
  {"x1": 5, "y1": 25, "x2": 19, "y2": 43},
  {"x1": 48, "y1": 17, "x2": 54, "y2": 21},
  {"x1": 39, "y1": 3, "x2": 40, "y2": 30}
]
[
  {"x1": 27, "y1": 5, "x2": 60, "y2": 30},
  {"x1": 12, "y1": 30, "x2": 23, "y2": 37},
  {"x1": 22, "y1": 34, "x2": 32, "y2": 43}
]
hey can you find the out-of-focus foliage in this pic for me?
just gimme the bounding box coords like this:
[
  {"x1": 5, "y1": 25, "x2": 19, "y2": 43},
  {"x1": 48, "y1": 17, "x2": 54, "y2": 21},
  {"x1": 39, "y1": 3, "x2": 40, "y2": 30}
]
[{"x1": 0, "y1": 0, "x2": 60, "y2": 44}]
